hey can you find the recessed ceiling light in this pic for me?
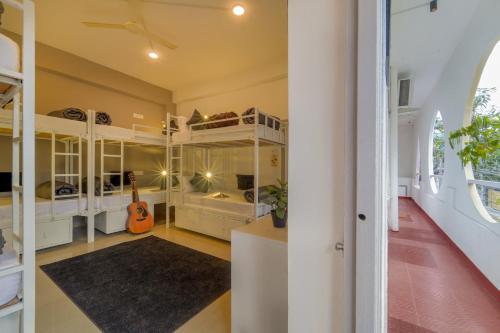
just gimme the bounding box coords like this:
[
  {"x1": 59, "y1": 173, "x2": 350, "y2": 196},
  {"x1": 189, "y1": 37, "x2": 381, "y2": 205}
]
[
  {"x1": 148, "y1": 51, "x2": 159, "y2": 59},
  {"x1": 232, "y1": 4, "x2": 245, "y2": 16}
]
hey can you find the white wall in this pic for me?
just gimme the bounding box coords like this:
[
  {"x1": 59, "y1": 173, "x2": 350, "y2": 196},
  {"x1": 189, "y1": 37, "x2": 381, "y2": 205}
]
[
  {"x1": 412, "y1": 0, "x2": 500, "y2": 288},
  {"x1": 173, "y1": 61, "x2": 287, "y2": 120},
  {"x1": 172, "y1": 60, "x2": 288, "y2": 190},
  {"x1": 398, "y1": 122, "x2": 415, "y2": 178},
  {"x1": 288, "y1": 0, "x2": 354, "y2": 332}
]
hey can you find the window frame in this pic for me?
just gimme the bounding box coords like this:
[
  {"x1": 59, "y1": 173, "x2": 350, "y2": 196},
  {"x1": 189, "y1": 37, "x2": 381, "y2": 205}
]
[{"x1": 429, "y1": 110, "x2": 445, "y2": 194}]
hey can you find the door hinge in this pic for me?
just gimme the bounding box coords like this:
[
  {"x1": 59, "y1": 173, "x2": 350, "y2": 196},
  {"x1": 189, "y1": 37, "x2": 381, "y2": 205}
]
[{"x1": 335, "y1": 242, "x2": 344, "y2": 252}]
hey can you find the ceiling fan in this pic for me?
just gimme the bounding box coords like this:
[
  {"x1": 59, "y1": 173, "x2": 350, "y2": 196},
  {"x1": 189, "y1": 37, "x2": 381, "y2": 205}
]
[{"x1": 81, "y1": 0, "x2": 247, "y2": 58}]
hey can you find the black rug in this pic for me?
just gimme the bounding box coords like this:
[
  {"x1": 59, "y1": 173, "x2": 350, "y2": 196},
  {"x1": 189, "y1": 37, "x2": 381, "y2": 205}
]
[{"x1": 40, "y1": 236, "x2": 231, "y2": 333}]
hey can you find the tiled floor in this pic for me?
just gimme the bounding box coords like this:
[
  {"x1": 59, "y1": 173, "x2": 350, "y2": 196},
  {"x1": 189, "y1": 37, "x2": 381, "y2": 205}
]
[
  {"x1": 388, "y1": 199, "x2": 500, "y2": 333},
  {"x1": 35, "y1": 224, "x2": 231, "y2": 333}
]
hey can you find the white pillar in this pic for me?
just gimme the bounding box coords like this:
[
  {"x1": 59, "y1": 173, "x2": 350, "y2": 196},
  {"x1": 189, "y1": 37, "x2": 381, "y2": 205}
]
[
  {"x1": 22, "y1": 1, "x2": 36, "y2": 331},
  {"x1": 288, "y1": 0, "x2": 356, "y2": 331},
  {"x1": 389, "y1": 67, "x2": 399, "y2": 231}
]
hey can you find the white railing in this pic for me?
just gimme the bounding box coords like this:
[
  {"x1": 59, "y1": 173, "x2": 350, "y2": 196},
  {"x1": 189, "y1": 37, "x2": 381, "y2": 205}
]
[
  {"x1": 467, "y1": 179, "x2": 500, "y2": 190},
  {"x1": 186, "y1": 110, "x2": 283, "y2": 133}
]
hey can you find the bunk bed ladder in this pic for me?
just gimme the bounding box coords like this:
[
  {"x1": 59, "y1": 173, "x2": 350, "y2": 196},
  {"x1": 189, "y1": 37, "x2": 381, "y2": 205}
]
[
  {"x1": 254, "y1": 109, "x2": 260, "y2": 221},
  {"x1": 100, "y1": 138, "x2": 125, "y2": 207},
  {"x1": 168, "y1": 144, "x2": 183, "y2": 198},
  {"x1": 166, "y1": 113, "x2": 183, "y2": 228},
  {"x1": 11, "y1": 94, "x2": 21, "y2": 254},
  {"x1": 51, "y1": 134, "x2": 83, "y2": 217}
]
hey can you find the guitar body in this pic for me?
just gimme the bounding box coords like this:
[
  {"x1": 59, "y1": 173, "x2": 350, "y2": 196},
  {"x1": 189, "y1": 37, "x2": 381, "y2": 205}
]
[
  {"x1": 127, "y1": 201, "x2": 154, "y2": 234},
  {"x1": 126, "y1": 173, "x2": 154, "y2": 234}
]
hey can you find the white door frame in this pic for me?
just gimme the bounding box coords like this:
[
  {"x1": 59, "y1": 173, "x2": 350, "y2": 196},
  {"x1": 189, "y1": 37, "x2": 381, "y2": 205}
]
[{"x1": 356, "y1": 0, "x2": 388, "y2": 332}]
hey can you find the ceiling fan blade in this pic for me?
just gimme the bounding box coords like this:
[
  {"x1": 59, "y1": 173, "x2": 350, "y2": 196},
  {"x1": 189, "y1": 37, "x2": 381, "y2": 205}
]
[
  {"x1": 81, "y1": 22, "x2": 127, "y2": 30},
  {"x1": 144, "y1": 30, "x2": 178, "y2": 50},
  {"x1": 127, "y1": 0, "x2": 145, "y2": 24}
]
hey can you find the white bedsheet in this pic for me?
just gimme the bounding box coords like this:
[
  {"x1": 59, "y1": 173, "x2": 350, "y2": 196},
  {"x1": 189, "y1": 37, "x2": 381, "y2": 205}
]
[
  {"x1": 0, "y1": 196, "x2": 88, "y2": 221},
  {"x1": 182, "y1": 191, "x2": 271, "y2": 217},
  {"x1": 0, "y1": 187, "x2": 167, "y2": 221},
  {"x1": 0, "y1": 33, "x2": 20, "y2": 72},
  {"x1": 97, "y1": 187, "x2": 166, "y2": 210}
]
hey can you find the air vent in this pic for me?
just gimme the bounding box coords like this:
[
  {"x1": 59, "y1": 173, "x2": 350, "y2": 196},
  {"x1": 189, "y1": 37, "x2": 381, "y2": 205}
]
[{"x1": 398, "y1": 78, "x2": 412, "y2": 107}]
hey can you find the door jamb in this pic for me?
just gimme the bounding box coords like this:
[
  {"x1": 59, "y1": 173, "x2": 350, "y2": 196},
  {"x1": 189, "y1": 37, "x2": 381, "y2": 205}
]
[{"x1": 356, "y1": 0, "x2": 388, "y2": 332}]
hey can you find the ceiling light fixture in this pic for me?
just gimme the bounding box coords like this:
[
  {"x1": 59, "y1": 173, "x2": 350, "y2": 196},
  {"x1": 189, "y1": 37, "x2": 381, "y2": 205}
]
[
  {"x1": 161, "y1": 170, "x2": 167, "y2": 176},
  {"x1": 148, "y1": 50, "x2": 159, "y2": 59},
  {"x1": 232, "y1": 4, "x2": 245, "y2": 16},
  {"x1": 430, "y1": 0, "x2": 438, "y2": 13},
  {"x1": 206, "y1": 172, "x2": 213, "y2": 179}
]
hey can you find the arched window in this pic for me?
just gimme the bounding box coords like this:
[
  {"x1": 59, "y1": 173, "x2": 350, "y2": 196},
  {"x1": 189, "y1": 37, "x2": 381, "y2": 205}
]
[
  {"x1": 467, "y1": 42, "x2": 500, "y2": 223},
  {"x1": 430, "y1": 111, "x2": 445, "y2": 193}
]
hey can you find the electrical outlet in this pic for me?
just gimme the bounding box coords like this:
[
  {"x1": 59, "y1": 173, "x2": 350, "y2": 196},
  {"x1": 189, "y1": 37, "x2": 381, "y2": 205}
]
[{"x1": 133, "y1": 113, "x2": 144, "y2": 120}]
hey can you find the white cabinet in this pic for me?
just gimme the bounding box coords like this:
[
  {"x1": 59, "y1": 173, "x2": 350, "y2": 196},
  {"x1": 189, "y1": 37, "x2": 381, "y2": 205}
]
[
  {"x1": 95, "y1": 210, "x2": 128, "y2": 234},
  {"x1": 175, "y1": 205, "x2": 251, "y2": 241},
  {"x1": 35, "y1": 216, "x2": 73, "y2": 250}
]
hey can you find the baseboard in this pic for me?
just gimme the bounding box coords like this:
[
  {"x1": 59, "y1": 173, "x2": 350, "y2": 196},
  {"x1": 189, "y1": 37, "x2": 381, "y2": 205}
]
[{"x1": 408, "y1": 198, "x2": 500, "y2": 296}]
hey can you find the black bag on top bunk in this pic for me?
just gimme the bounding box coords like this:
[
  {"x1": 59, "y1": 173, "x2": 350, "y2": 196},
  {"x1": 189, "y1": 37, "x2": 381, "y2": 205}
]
[
  {"x1": 47, "y1": 108, "x2": 87, "y2": 122},
  {"x1": 243, "y1": 186, "x2": 271, "y2": 203},
  {"x1": 205, "y1": 112, "x2": 239, "y2": 129},
  {"x1": 80, "y1": 177, "x2": 114, "y2": 196},
  {"x1": 242, "y1": 107, "x2": 280, "y2": 130},
  {"x1": 95, "y1": 112, "x2": 112, "y2": 125},
  {"x1": 36, "y1": 181, "x2": 78, "y2": 200}
]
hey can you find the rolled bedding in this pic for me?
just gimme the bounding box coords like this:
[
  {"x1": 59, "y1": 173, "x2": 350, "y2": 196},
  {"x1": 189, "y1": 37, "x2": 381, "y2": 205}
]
[
  {"x1": 205, "y1": 112, "x2": 239, "y2": 129},
  {"x1": 81, "y1": 177, "x2": 114, "y2": 196},
  {"x1": 185, "y1": 110, "x2": 240, "y2": 130},
  {"x1": 95, "y1": 112, "x2": 112, "y2": 125},
  {"x1": 47, "y1": 108, "x2": 87, "y2": 122},
  {"x1": 244, "y1": 186, "x2": 271, "y2": 203},
  {"x1": 36, "y1": 181, "x2": 78, "y2": 200},
  {"x1": 242, "y1": 107, "x2": 280, "y2": 130}
]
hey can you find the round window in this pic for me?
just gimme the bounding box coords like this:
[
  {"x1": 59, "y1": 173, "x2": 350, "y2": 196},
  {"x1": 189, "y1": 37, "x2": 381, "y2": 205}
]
[{"x1": 466, "y1": 42, "x2": 500, "y2": 223}]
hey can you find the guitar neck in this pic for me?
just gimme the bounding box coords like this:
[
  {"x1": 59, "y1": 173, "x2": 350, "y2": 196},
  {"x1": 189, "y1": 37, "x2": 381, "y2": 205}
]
[{"x1": 131, "y1": 181, "x2": 140, "y2": 202}]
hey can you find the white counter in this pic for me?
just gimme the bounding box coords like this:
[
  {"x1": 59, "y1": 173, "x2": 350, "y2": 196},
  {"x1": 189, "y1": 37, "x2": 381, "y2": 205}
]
[{"x1": 231, "y1": 215, "x2": 288, "y2": 333}]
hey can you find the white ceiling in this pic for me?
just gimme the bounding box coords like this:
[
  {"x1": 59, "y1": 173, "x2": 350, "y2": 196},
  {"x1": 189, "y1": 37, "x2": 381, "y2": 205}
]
[
  {"x1": 391, "y1": 0, "x2": 480, "y2": 109},
  {"x1": 3, "y1": 0, "x2": 287, "y2": 90}
]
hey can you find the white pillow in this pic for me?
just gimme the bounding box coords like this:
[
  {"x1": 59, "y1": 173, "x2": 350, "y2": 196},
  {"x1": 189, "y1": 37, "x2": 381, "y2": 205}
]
[{"x1": 182, "y1": 176, "x2": 194, "y2": 193}]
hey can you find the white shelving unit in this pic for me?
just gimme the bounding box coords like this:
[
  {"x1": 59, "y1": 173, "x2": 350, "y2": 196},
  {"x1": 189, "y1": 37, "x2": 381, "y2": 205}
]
[{"x1": 0, "y1": 1, "x2": 36, "y2": 332}]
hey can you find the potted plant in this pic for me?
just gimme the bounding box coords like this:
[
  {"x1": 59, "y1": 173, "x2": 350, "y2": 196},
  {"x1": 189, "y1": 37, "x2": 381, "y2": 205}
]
[
  {"x1": 449, "y1": 88, "x2": 499, "y2": 168},
  {"x1": 265, "y1": 179, "x2": 288, "y2": 228}
]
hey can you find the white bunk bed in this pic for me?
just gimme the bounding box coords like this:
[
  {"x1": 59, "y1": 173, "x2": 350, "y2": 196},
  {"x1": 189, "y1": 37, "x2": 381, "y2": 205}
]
[
  {"x1": 0, "y1": 1, "x2": 36, "y2": 331},
  {"x1": 166, "y1": 109, "x2": 286, "y2": 241},
  {"x1": 90, "y1": 112, "x2": 167, "y2": 236},
  {"x1": 0, "y1": 108, "x2": 89, "y2": 250}
]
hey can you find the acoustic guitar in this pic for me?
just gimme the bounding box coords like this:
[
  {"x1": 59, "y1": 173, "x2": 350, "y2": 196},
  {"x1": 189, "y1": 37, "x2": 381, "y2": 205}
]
[{"x1": 127, "y1": 173, "x2": 154, "y2": 234}]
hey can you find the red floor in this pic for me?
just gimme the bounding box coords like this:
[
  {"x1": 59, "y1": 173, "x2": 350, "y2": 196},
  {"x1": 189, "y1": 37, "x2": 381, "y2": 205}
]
[{"x1": 388, "y1": 198, "x2": 500, "y2": 333}]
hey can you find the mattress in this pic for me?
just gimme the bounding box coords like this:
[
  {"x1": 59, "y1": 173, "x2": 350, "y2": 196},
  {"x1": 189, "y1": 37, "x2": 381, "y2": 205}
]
[
  {"x1": 98, "y1": 187, "x2": 166, "y2": 210},
  {"x1": 0, "y1": 196, "x2": 88, "y2": 221},
  {"x1": 0, "y1": 33, "x2": 20, "y2": 95},
  {"x1": 0, "y1": 187, "x2": 166, "y2": 221},
  {"x1": 182, "y1": 191, "x2": 271, "y2": 217},
  {"x1": 0, "y1": 33, "x2": 20, "y2": 72}
]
